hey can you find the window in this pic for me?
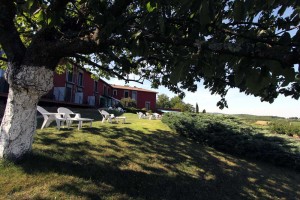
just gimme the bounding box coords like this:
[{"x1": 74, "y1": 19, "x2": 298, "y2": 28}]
[
  {"x1": 67, "y1": 70, "x2": 73, "y2": 82},
  {"x1": 132, "y1": 91, "x2": 137, "y2": 102},
  {"x1": 145, "y1": 101, "x2": 150, "y2": 110},
  {"x1": 94, "y1": 81, "x2": 98, "y2": 93},
  {"x1": 103, "y1": 85, "x2": 107, "y2": 95},
  {"x1": 78, "y1": 72, "x2": 83, "y2": 86},
  {"x1": 113, "y1": 89, "x2": 117, "y2": 96},
  {"x1": 124, "y1": 90, "x2": 129, "y2": 98},
  {"x1": 107, "y1": 88, "x2": 110, "y2": 96}
]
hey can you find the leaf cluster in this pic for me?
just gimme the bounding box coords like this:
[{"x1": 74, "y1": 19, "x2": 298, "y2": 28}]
[{"x1": 1, "y1": 0, "x2": 300, "y2": 107}]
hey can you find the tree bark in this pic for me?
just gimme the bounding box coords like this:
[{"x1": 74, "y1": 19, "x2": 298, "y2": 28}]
[{"x1": 0, "y1": 64, "x2": 53, "y2": 160}]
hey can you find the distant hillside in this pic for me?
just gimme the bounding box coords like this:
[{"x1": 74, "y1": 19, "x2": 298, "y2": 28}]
[
  {"x1": 210, "y1": 112, "x2": 285, "y2": 120},
  {"x1": 233, "y1": 114, "x2": 285, "y2": 122}
]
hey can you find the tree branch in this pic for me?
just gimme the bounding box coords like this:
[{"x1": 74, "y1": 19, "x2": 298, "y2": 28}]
[
  {"x1": 218, "y1": 25, "x2": 300, "y2": 47},
  {"x1": 0, "y1": 0, "x2": 26, "y2": 63},
  {"x1": 73, "y1": 54, "x2": 143, "y2": 84},
  {"x1": 144, "y1": 34, "x2": 300, "y2": 65}
]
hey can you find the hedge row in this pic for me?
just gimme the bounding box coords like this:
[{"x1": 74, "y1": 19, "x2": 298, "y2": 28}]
[{"x1": 162, "y1": 113, "x2": 300, "y2": 171}]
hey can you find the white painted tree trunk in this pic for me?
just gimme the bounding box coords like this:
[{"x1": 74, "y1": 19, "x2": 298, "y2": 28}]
[{"x1": 0, "y1": 65, "x2": 53, "y2": 160}]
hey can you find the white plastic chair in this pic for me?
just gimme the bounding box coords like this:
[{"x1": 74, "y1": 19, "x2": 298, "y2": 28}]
[
  {"x1": 37, "y1": 106, "x2": 56, "y2": 129},
  {"x1": 153, "y1": 113, "x2": 161, "y2": 119},
  {"x1": 99, "y1": 109, "x2": 115, "y2": 123},
  {"x1": 137, "y1": 112, "x2": 146, "y2": 119},
  {"x1": 55, "y1": 113, "x2": 67, "y2": 130},
  {"x1": 117, "y1": 107, "x2": 124, "y2": 112},
  {"x1": 57, "y1": 107, "x2": 79, "y2": 126},
  {"x1": 57, "y1": 107, "x2": 76, "y2": 118}
]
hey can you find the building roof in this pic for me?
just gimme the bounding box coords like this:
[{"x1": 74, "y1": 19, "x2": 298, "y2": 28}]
[{"x1": 111, "y1": 84, "x2": 158, "y2": 93}]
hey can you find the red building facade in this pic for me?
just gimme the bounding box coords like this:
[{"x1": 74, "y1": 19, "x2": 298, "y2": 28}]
[
  {"x1": 43, "y1": 65, "x2": 157, "y2": 110},
  {"x1": 111, "y1": 85, "x2": 157, "y2": 111}
]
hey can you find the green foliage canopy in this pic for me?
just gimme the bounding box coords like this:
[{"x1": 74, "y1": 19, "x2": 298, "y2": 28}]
[
  {"x1": 156, "y1": 94, "x2": 171, "y2": 108},
  {"x1": 1, "y1": 0, "x2": 300, "y2": 108},
  {"x1": 157, "y1": 94, "x2": 194, "y2": 112}
]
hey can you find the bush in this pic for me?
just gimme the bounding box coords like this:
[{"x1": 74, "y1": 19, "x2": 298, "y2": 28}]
[
  {"x1": 269, "y1": 121, "x2": 300, "y2": 136},
  {"x1": 162, "y1": 113, "x2": 300, "y2": 170},
  {"x1": 124, "y1": 107, "x2": 145, "y2": 114}
]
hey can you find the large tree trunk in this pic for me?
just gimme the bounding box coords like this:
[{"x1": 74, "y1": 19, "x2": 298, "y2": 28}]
[{"x1": 0, "y1": 64, "x2": 53, "y2": 160}]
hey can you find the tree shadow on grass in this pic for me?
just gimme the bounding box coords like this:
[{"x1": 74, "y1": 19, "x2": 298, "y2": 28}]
[
  {"x1": 179, "y1": 121, "x2": 300, "y2": 171},
  {"x1": 16, "y1": 125, "x2": 300, "y2": 199}
]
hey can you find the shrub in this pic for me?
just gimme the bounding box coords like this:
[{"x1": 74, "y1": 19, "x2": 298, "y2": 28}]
[
  {"x1": 269, "y1": 121, "x2": 300, "y2": 136},
  {"x1": 162, "y1": 113, "x2": 300, "y2": 170},
  {"x1": 124, "y1": 107, "x2": 145, "y2": 114}
]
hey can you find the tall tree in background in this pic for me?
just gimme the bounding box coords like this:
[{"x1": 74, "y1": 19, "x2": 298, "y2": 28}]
[
  {"x1": 196, "y1": 103, "x2": 199, "y2": 113},
  {"x1": 1, "y1": 0, "x2": 300, "y2": 160},
  {"x1": 170, "y1": 96, "x2": 183, "y2": 108},
  {"x1": 182, "y1": 103, "x2": 195, "y2": 112},
  {"x1": 156, "y1": 94, "x2": 171, "y2": 108},
  {"x1": 170, "y1": 96, "x2": 194, "y2": 112}
]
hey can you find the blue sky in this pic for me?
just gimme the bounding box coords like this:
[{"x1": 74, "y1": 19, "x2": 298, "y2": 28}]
[{"x1": 105, "y1": 77, "x2": 300, "y2": 118}]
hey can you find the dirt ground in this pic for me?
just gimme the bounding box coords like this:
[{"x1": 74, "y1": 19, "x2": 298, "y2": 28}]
[{"x1": 255, "y1": 120, "x2": 269, "y2": 126}]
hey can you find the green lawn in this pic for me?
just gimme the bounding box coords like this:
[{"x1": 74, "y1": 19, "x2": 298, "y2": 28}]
[{"x1": 0, "y1": 108, "x2": 299, "y2": 199}]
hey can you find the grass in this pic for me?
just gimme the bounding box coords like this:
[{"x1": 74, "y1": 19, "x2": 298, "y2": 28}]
[{"x1": 0, "y1": 108, "x2": 300, "y2": 199}]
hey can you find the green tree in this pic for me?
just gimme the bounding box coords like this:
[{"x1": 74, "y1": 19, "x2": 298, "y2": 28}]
[
  {"x1": 120, "y1": 97, "x2": 136, "y2": 108},
  {"x1": 182, "y1": 103, "x2": 195, "y2": 112},
  {"x1": 196, "y1": 103, "x2": 199, "y2": 113},
  {"x1": 156, "y1": 94, "x2": 171, "y2": 108},
  {"x1": 170, "y1": 96, "x2": 183, "y2": 108},
  {"x1": 1, "y1": 1, "x2": 300, "y2": 160},
  {"x1": 171, "y1": 96, "x2": 194, "y2": 112}
]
